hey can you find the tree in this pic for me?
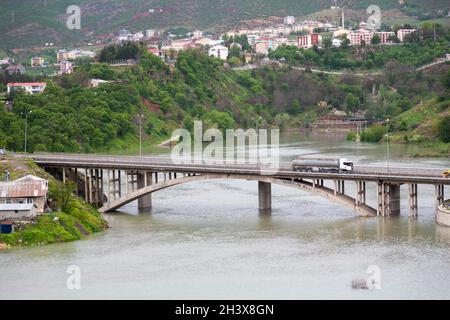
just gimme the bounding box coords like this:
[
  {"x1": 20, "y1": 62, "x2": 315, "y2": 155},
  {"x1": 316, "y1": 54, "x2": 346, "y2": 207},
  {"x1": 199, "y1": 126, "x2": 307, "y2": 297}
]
[
  {"x1": 49, "y1": 181, "x2": 76, "y2": 212},
  {"x1": 388, "y1": 34, "x2": 400, "y2": 43},
  {"x1": 404, "y1": 31, "x2": 421, "y2": 43},
  {"x1": 437, "y1": 116, "x2": 450, "y2": 143},
  {"x1": 371, "y1": 34, "x2": 381, "y2": 45},
  {"x1": 345, "y1": 93, "x2": 360, "y2": 113},
  {"x1": 440, "y1": 70, "x2": 450, "y2": 89},
  {"x1": 322, "y1": 37, "x2": 332, "y2": 49},
  {"x1": 228, "y1": 56, "x2": 242, "y2": 67},
  {"x1": 341, "y1": 38, "x2": 350, "y2": 49}
]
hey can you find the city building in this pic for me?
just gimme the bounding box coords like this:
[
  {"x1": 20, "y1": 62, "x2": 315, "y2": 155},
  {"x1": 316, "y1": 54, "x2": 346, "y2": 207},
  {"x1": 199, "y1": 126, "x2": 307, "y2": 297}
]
[
  {"x1": 397, "y1": 29, "x2": 417, "y2": 42},
  {"x1": 192, "y1": 30, "x2": 203, "y2": 38},
  {"x1": 118, "y1": 29, "x2": 132, "y2": 42},
  {"x1": 298, "y1": 34, "x2": 321, "y2": 49},
  {"x1": 31, "y1": 57, "x2": 45, "y2": 67},
  {"x1": 6, "y1": 82, "x2": 47, "y2": 95},
  {"x1": 57, "y1": 49, "x2": 96, "y2": 62},
  {"x1": 208, "y1": 45, "x2": 229, "y2": 60},
  {"x1": 0, "y1": 175, "x2": 48, "y2": 216},
  {"x1": 170, "y1": 39, "x2": 196, "y2": 51},
  {"x1": 59, "y1": 60, "x2": 74, "y2": 75}
]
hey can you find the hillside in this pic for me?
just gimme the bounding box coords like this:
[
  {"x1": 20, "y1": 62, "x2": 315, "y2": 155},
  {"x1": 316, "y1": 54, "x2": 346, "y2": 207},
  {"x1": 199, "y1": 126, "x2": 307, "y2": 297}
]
[
  {"x1": 0, "y1": 0, "x2": 448, "y2": 49},
  {"x1": 1, "y1": 45, "x2": 448, "y2": 156}
]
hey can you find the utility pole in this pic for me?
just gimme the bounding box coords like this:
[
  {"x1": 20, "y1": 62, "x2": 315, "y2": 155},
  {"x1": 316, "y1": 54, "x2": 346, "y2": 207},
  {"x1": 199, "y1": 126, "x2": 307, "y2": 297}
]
[
  {"x1": 21, "y1": 111, "x2": 32, "y2": 153},
  {"x1": 386, "y1": 118, "x2": 390, "y2": 175},
  {"x1": 139, "y1": 114, "x2": 144, "y2": 157}
]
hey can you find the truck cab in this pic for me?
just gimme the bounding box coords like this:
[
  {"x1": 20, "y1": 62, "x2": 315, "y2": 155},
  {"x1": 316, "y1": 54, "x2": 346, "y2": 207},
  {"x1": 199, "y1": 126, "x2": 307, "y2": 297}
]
[{"x1": 340, "y1": 159, "x2": 354, "y2": 172}]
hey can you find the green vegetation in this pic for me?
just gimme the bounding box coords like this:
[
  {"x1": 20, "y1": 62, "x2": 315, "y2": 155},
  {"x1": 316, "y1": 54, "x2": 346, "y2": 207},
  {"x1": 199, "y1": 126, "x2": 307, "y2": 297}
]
[
  {"x1": 270, "y1": 36, "x2": 449, "y2": 70},
  {"x1": 361, "y1": 125, "x2": 386, "y2": 143},
  {"x1": 0, "y1": 160, "x2": 108, "y2": 248},
  {"x1": 1, "y1": 42, "x2": 448, "y2": 157},
  {"x1": 357, "y1": 69, "x2": 450, "y2": 156}
]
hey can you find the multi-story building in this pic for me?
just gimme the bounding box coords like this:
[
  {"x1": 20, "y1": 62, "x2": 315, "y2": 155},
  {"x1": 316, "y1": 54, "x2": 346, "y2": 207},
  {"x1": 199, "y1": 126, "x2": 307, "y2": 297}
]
[
  {"x1": 298, "y1": 34, "x2": 321, "y2": 49},
  {"x1": 7, "y1": 82, "x2": 47, "y2": 95},
  {"x1": 59, "y1": 61, "x2": 73, "y2": 75},
  {"x1": 30, "y1": 57, "x2": 44, "y2": 67},
  {"x1": 397, "y1": 29, "x2": 417, "y2": 42},
  {"x1": 57, "y1": 49, "x2": 95, "y2": 62},
  {"x1": 208, "y1": 45, "x2": 229, "y2": 60}
]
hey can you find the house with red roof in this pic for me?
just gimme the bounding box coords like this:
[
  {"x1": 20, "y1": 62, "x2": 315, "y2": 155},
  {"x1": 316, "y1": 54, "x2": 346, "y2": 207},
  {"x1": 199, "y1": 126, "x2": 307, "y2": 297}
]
[{"x1": 7, "y1": 82, "x2": 47, "y2": 95}]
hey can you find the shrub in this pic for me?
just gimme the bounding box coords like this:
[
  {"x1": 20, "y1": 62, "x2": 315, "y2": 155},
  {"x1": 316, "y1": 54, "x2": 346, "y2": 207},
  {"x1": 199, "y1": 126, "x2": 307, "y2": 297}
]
[
  {"x1": 360, "y1": 125, "x2": 386, "y2": 143},
  {"x1": 437, "y1": 115, "x2": 450, "y2": 143}
]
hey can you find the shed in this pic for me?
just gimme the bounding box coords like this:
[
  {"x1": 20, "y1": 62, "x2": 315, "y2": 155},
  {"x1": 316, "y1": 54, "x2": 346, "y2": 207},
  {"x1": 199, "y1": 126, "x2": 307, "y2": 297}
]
[{"x1": 0, "y1": 220, "x2": 14, "y2": 234}]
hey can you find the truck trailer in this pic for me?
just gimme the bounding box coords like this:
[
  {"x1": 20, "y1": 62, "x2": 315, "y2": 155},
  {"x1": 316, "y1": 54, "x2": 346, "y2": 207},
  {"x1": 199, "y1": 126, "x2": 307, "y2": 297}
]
[{"x1": 292, "y1": 157, "x2": 354, "y2": 173}]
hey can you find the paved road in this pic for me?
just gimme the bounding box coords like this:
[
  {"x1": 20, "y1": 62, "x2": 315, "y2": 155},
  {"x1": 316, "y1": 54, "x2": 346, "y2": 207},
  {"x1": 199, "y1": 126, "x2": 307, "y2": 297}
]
[{"x1": 28, "y1": 153, "x2": 450, "y2": 185}]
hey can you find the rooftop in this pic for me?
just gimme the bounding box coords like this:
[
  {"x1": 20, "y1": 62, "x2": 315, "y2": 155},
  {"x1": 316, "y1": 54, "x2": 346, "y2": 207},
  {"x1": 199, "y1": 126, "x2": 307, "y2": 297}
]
[{"x1": 0, "y1": 175, "x2": 48, "y2": 198}]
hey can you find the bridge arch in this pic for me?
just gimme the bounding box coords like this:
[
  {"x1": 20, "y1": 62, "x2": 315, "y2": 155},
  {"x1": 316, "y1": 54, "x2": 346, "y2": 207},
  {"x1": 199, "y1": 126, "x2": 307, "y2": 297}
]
[{"x1": 99, "y1": 173, "x2": 377, "y2": 216}]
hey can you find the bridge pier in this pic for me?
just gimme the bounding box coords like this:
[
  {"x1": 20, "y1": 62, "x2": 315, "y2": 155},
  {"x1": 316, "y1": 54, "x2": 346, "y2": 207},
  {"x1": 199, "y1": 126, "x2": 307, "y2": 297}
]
[
  {"x1": 355, "y1": 181, "x2": 366, "y2": 207},
  {"x1": 378, "y1": 182, "x2": 401, "y2": 217},
  {"x1": 409, "y1": 184, "x2": 418, "y2": 218},
  {"x1": 436, "y1": 184, "x2": 444, "y2": 209},
  {"x1": 258, "y1": 181, "x2": 272, "y2": 212},
  {"x1": 137, "y1": 171, "x2": 153, "y2": 211}
]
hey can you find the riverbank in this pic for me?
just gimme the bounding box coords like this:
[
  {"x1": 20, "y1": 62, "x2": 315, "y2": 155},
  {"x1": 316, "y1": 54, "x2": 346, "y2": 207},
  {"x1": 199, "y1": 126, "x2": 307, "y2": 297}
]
[{"x1": 0, "y1": 158, "x2": 108, "y2": 249}]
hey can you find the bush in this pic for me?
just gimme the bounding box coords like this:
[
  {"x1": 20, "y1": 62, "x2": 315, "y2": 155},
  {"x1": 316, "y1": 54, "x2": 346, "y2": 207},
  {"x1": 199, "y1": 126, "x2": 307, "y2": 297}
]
[
  {"x1": 437, "y1": 115, "x2": 450, "y2": 143},
  {"x1": 347, "y1": 131, "x2": 357, "y2": 141},
  {"x1": 360, "y1": 125, "x2": 386, "y2": 143}
]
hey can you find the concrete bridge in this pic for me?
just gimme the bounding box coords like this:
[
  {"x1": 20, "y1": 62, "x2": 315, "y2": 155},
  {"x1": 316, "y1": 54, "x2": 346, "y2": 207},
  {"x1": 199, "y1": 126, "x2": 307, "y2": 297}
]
[{"x1": 31, "y1": 154, "x2": 450, "y2": 218}]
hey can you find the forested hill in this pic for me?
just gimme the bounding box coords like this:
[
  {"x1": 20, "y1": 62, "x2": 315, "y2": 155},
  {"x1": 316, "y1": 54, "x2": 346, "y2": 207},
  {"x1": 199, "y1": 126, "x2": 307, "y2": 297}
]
[
  {"x1": 0, "y1": 0, "x2": 448, "y2": 48},
  {"x1": 1, "y1": 46, "x2": 448, "y2": 154}
]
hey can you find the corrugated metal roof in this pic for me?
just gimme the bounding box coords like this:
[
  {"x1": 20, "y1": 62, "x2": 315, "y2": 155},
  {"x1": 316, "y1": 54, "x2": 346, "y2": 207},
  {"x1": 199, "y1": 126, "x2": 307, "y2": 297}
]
[
  {"x1": 0, "y1": 180, "x2": 48, "y2": 198},
  {"x1": 0, "y1": 203, "x2": 34, "y2": 211}
]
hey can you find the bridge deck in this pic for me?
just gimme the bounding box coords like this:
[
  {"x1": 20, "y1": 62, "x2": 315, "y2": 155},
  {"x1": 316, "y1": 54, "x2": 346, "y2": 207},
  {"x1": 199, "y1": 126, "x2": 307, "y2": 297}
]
[{"x1": 29, "y1": 154, "x2": 450, "y2": 185}]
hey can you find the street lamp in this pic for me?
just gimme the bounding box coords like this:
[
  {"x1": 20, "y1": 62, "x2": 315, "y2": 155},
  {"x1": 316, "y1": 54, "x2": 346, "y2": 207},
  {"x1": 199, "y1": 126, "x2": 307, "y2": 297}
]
[
  {"x1": 386, "y1": 118, "x2": 390, "y2": 174},
  {"x1": 253, "y1": 116, "x2": 263, "y2": 131},
  {"x1": 139, "y1": 114, "x2": 144, "y2": 157},
  {"x1": 21, "y1": 110, "x2": 32, "y2": 153}
]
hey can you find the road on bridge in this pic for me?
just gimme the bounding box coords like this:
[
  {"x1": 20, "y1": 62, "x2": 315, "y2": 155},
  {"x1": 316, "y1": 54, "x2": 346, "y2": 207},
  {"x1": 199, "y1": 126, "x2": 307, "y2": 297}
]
[{"x1": 27, "y1": 153, "x2": 450, "y2": 185}]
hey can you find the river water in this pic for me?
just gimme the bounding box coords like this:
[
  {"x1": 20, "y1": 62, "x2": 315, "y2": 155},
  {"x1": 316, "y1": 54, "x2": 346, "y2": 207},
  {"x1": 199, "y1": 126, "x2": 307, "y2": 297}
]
[{"x1": 1, "y1": 132, "x2": 449, "y2": 300}]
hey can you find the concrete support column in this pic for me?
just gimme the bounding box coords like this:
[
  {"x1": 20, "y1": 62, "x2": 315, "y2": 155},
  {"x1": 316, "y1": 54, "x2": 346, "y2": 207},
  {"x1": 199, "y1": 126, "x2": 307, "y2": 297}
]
[
  {"x1": 378, "y1": 182, "x2": 401, "y2": 217},
  {"x1": 89, "y1": 169, "x2": 93, "y2": 204},
  {"x1": 258, "y1": 181, "x2": 272, "y2": 211},
  {"x1": 356, "y1": 181, "x2": 366, "y2": 206},
  {"x1": 436, "y1": 184, "x2": 444, "y2": 209},
  {"x1": 107, "y1": 170, "x2": 111, "y2": 203},
  {"x1": 84, "y1": 168, "x2": 88, "y2": 202},
  {"x1": 137, "y1": 171, "x2": 152, "y2": 211},
  {"x1": 409, "y1": 184, "x2": 418, "y2": 218},
  {"x1": 388, "y1": 184, "x2": 401, "y2": 216},
  {"x1": 118, "y1": 170, "x2": 122, "y2": 197}
]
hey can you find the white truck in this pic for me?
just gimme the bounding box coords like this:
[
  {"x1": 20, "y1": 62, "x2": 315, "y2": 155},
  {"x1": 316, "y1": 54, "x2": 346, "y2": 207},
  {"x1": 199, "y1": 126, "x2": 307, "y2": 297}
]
[{"x1": 292, "y1": 157, "x2": 354, "y2": 173}]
